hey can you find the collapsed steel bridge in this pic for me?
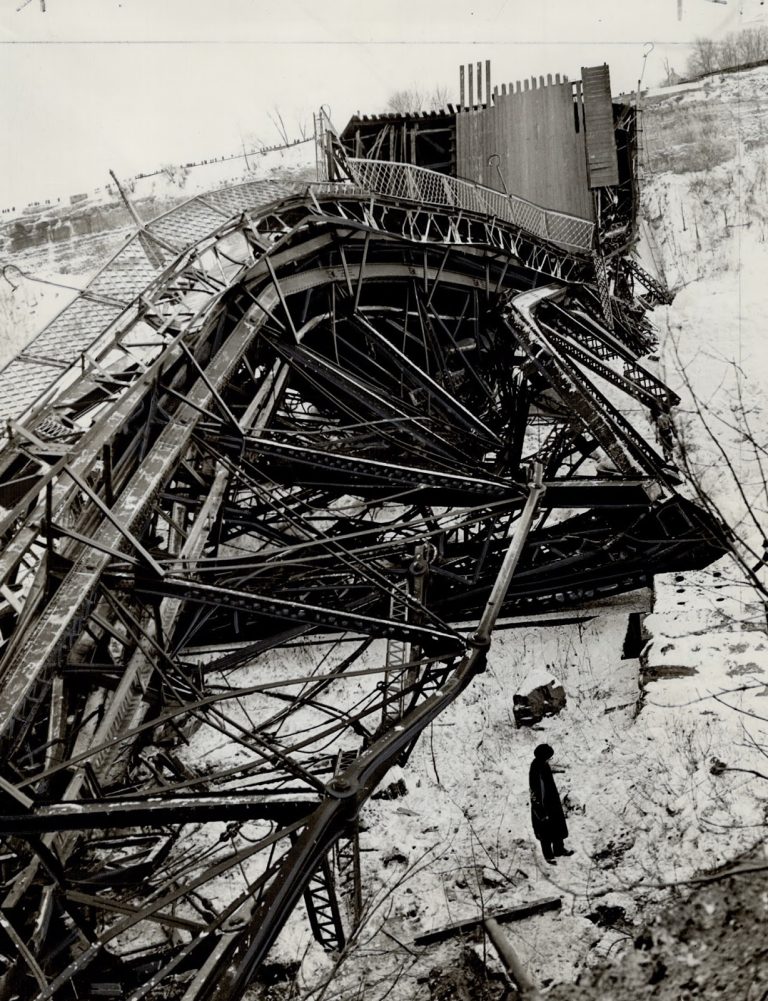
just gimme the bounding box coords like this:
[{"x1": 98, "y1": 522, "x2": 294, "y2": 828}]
[{"x1": 0, "y1": 135, "x2": 725, "y2": 1000}]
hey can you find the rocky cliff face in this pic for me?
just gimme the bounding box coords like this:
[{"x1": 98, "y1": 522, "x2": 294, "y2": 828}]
[{"x1": 4, "y1": 196, "x2": 180, "y2": 253}]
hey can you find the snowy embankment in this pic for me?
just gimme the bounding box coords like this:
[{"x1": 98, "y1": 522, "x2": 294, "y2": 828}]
[
  {"x1": 639, "y1": 61, "x2": 768, "y2": 879},
  {"x1": 122, "y1": 136, "x2": 313, "y2": 204},
  {"x1": 260, "y1": 588, "x2": 764, "y2": 998},
  {"x1": 509, "y1": 68, "x2": 768, "y2": 1001}
]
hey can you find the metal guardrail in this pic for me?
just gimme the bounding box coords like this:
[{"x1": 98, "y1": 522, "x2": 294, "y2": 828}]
[
  {"x1": 343, "y1": 158, "x2": 596, "y2": 252},
  {"x1": 0, "y1": 163, "x2": 594, "y2": 433}
]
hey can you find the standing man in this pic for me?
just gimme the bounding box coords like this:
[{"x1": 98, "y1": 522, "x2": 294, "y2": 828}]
[{"x1": 529, "y1": 743, "x2": 574, "y2": 865}]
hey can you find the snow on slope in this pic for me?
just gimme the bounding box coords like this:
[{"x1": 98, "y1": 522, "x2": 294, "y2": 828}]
[
  {"x1": 123, "y1": 138, "x2": 313, "y2": 204},
  {"x1": 640, "y1": 63, "x2": 768, "y2": 794},
  {"x1": 253, "y1": 593, "x2": 766, "y2": 998}
]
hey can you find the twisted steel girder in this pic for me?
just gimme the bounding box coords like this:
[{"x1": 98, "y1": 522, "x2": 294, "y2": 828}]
[{"x1": 0, "y1": 180, "x2": 724, "y2": 1001}]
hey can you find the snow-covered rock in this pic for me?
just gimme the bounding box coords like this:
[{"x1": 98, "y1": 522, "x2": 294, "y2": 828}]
[{"x1": 513, "y1": 667, "x2": 566, "y2": 726}]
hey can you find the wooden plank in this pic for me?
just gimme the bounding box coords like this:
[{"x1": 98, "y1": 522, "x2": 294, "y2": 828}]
[
  {"x1": 413, "y1": 896, "x2": 561, "y2": 946},
  {"x1": 582, "y1": 64, "x2": 620, "y2": 188},
  {"x1": 455, "y1": 74, "x2": 596, "y2": 219}
]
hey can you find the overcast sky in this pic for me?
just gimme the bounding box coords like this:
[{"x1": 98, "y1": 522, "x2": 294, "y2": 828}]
[{"x1": 1, "y1": 0, "x2": 766, "y2": 208}]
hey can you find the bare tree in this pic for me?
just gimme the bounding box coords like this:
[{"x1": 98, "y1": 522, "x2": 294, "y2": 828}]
[
  {"x1": 686, "y1": 37, "x2": 721, "y2": 78},
  {"x1": 665, "y1": 333, "x2": 768, "y2": 604},
  {"x1": 159, "y1": 163, "x2": 189, "y2": 187},
  {"x1": 268, "y1": 106, "x2": 291, "y2": 146},
  {"x1": 262, "y1": 107, "x2": 311, "y2": 147},
  {"x1": 386, "y1": 84, "x2": 451, "y2": 115},
  {"x1": 717, "y1": 32, "x2": 740, "y2": 71},
  {"x1": 736, "y1": 25, "x2": 768, "y2": 64},
  {"x1": 686, "y1": 26, "x2": 768, "y2": 80},
  {"x1": 661, "y1": 57, "x2": 680, "y2": 88}
]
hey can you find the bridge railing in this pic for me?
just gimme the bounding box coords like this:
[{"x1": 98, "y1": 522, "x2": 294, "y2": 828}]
[{"x1": 339, "y1": 158, "x2": 596, "y2": 252}]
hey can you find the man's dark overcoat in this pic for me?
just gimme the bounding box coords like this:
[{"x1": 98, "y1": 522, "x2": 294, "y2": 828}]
[{"x1": 529, "y1": 756, "x2": 568, "y2": 842}]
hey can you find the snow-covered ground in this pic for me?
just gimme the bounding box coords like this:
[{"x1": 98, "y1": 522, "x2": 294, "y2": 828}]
[
  {"x1": 244, "y1": 579, "x2": 765, "y2": 998},
  {"x1": 641, "y1": 63, "x2": 768, "y2": 785}
]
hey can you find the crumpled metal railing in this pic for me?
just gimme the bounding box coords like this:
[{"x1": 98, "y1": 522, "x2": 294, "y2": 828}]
[
  {"x1": 343, "y1": 158, "x2": 595, "y2": 252},
  {"x1": 0, "y1": 163, "x2": 593, "y2": 434}
]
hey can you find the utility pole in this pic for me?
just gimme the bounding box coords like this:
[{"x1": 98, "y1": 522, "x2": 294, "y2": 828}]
[
  {"x1": 108, "y1": 169, "x2": 144, "y2": 230},
  {"x1": 108, "y1": 168, "x2": 172, "y2": 268}
]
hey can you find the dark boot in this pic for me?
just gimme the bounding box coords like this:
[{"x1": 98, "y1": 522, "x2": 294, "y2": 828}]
[{"x1": 541, "y1": 840, "x2": 557, "y2": 864}]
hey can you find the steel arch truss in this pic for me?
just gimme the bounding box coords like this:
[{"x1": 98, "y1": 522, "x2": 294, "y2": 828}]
[{"x1": 0, "y1": 185, "x2": 724, "y2": 1001}]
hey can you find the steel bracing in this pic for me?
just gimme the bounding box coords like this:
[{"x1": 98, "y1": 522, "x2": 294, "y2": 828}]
[{"x1": 0, "y1": 171, "x2": 724, "y2": 1001}]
